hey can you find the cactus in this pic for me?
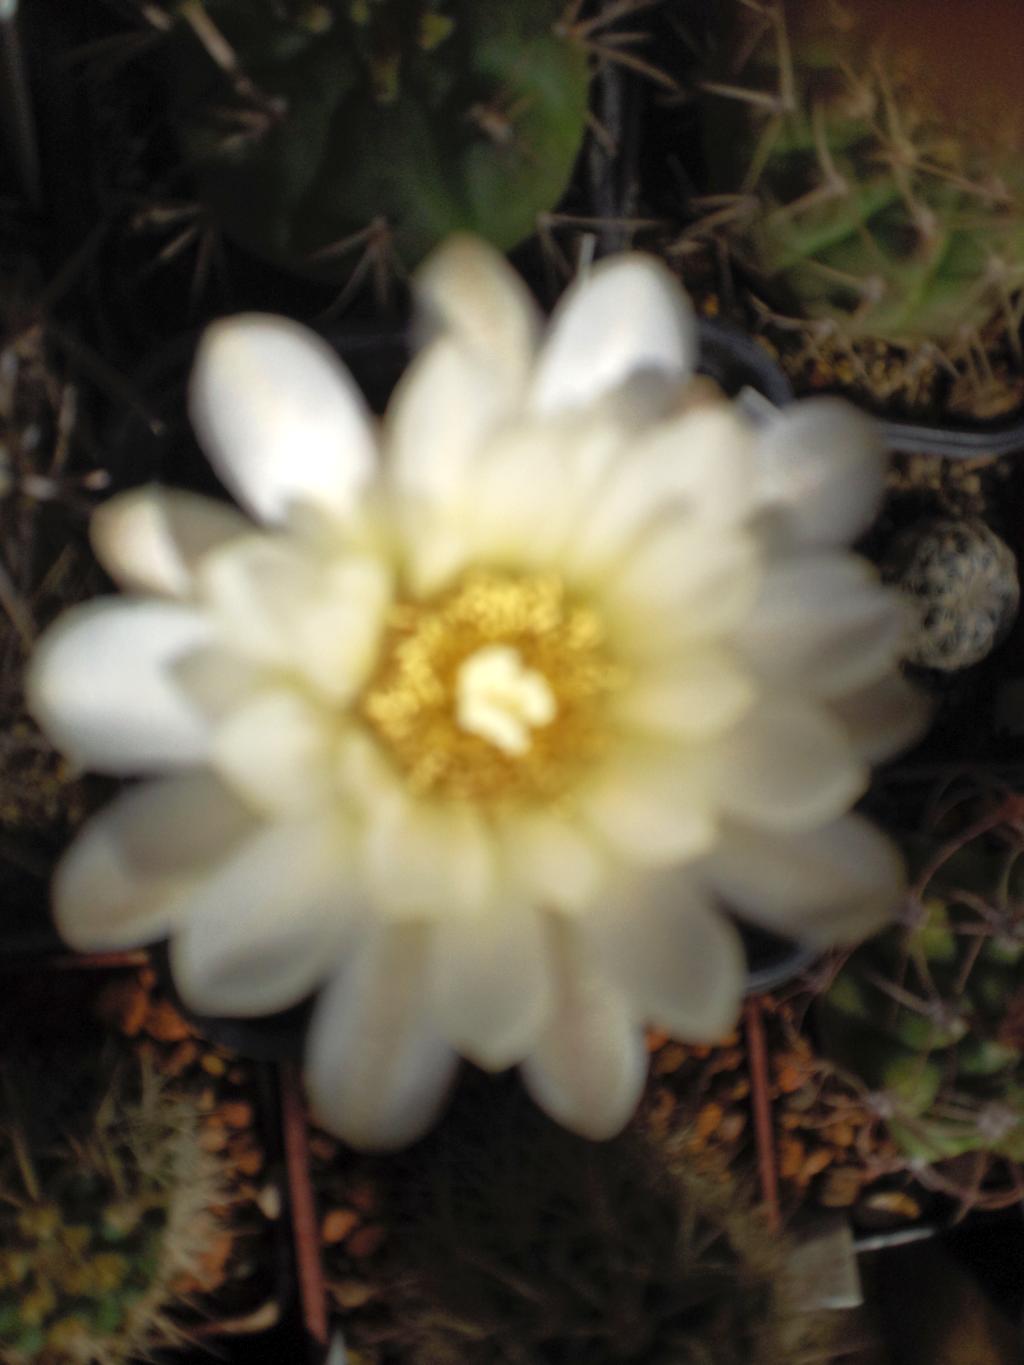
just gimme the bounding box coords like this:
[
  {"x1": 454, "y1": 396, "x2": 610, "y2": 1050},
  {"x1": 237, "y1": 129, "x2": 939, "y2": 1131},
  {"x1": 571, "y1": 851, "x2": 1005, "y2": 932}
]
[
  {"x1": 359, "y1": 1076, "x2": 826, "y2": 1365},
  {"x1": 697, "y1": 0, "x2": 1024, "y2": 393},
  {"x1": 818, "y1": 816, "x2": 1024, "y2": 1165},
  {"x1": 0, "y1": 1049, "x2": 223, "y2": 1365},
  {"x1": 0, "y1": 290, "x2": 96, "y2": 849},
  {"x1": 880, "y1": 518, "x2": 1019, "y2": 672},
  {"x1": 164, "y1": 0, "x2": 591, "y2": 279}
]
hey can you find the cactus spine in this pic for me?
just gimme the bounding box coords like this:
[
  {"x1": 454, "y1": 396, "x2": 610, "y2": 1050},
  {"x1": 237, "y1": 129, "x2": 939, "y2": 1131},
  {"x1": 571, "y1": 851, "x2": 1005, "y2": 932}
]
[
  {"x1": 697, "y1": 0, "x2": 1024, "y2": 390},
  {"x1": 0, "y1": 1053, "x2": 222, "y2": 1365}
]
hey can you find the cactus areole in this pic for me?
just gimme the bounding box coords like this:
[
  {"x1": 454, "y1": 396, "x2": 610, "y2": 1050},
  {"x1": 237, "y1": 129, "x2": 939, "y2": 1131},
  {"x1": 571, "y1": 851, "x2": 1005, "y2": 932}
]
[{"x1": 171, "y1": 0, "x2": 590, "y2": 277}]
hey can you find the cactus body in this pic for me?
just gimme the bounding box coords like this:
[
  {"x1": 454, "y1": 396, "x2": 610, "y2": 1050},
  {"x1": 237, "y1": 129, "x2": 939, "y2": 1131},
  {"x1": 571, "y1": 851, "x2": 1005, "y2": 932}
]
[
  {"x1": 364, "y1": 1076, "x2": 825, "y2": 1365},
  {"x1": 819, "y1": 830, "x2": 1024, "y2": 1163},
  {"x1": 171, "y1": 0, "x2": 590, "y2": 278},
  {"x1": 0, "y1": 1053, "x2": 222, "y2": 1365},
  {"x1": 881, "y1": 518, "x2": 1019, "y2": 671},
  {"x1": 700, "y1": 1, "x2": 1024, "y2": 357}
]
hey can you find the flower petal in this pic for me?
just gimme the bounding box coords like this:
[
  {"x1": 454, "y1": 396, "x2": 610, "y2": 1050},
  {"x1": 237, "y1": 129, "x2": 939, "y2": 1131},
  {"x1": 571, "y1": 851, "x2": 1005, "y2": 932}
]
[
  {"x1": 361, "y1": 795, "x2": 497, "y2": 920},
  {"x1": 278, "y1": 554, "x2": 393, "y2": 705},
  {"x1": 519, "y1": 920, "x2": 647, "y2": 1140},
  {"x1": 198, "y1": 536, "x2": 391, "y2": 703},
  {"x1": 578, "y1": 739, "x2": 718, "y2": 866},
  {"x1": 170, "y1": 645, "x2": 266, "y2": 722},
  {"x1": 695, "y1": 813, "x2": 906, "y2": 946},
  {"x1": 189, "y1": 314, "x2": 377, "y2": 526},
  {"x1": 334, "y1": 728, "x2": 403, "y2": 816},
  {"x1": 735, "y1": 553, "x2": 910, "y2": 698},
  {"x1": 386, "y1": 335, "x2": 510, "y2": 514},
  {"x1": 711, "y1": 697, "x2": 867, "y2": 832},
  {"x1": 53, "y1": 772, "x2": 255, "y2": 950},
  {"x1": 275, "y1": 555, "x2": 393, "y2": 704},
  {"x1": 614, "y1": 647, "x2": 755, "y2": 741},
  {"x1": 392, "y1": 498, "x2": 474, "y2": 601},
  {"x1": 392, "y1": 402, "x2": 627, "y2": 597},
  {"x1": 305, "y1": 926, "x2": 459, "y2": 1150},
  {"x1": 752, "y1": 398, "x2": 884, "y2": 547},
  {"x1": 428, "y1": 901, "x2": 552, "y2": 1070},
  {"x1": 529, "y1": 254, "x2": 697, "y2": 416},
  {"x1": 169, "y1": 815, "x2": 354, "y2": 1016},
  {"x1": 587, "y1": 877, "x2": 746, "y2": 1042},
  {"x1": 828, "y1": 673, "x2": 932, "y2": 763},
  {"x1": 25, "y1": 599, "x2": 213, "y2": 774},
  {"x1": 500, "y1": 811, "x2": 610, "y2": 913},
  {"x1": 413, "y1": 233, "x2": 541, "y2": 400},
  {"x1": 603, "y1": 519, "x2": 760, "y2": 654},
  {"x1": 210, "y1": 688, "x2": 340, "y2": 814},
  {"x1": 567, "y1": 404, "x2": 757, "y2": 579},
  {"x1": 458, "y1": 414, "x2": 623, "y2": 573},
  {"x1": 91, "y1": 486, "x2": 249, "y2": 598},
  {"x1": 195, "y1": 535, "x2": 302, "y2": 665}
]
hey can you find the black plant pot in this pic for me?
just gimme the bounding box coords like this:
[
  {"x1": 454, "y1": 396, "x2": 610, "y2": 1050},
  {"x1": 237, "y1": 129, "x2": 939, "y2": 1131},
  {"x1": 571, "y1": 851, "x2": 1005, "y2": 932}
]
[
  {"x1": 882, "y1": 412, "x2": 1024, "y2": 459},
  {"x1": 697, "y1": 317, "x2": 794, "y2": 408}
]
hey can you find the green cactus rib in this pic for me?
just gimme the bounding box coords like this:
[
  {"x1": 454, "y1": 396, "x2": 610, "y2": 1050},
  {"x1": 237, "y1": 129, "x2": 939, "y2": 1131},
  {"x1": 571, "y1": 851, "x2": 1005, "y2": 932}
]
[
  {"x1": 700, "y1": 0, "x2": 1024, "y2": 353},
  {"x1": 0, "y1": 1052, "x2": 222, "y2": 1365},
  {"x1": 167, "y1": 0, "x2": 591, "y2": 278},
  {"x1": 819, "y1": 831, "x2": 1024, "y2": 1165}
]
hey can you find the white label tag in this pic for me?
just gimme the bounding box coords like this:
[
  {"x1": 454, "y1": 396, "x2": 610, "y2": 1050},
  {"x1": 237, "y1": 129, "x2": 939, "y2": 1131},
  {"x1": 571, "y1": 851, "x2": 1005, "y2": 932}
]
[{"x1": 785, "y1": 1214, "x2": 863, "y2": 1311}]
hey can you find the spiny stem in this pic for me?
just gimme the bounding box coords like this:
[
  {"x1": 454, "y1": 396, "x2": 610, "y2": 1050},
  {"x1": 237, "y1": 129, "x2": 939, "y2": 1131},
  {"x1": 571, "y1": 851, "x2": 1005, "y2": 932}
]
[
  {"x1": 768, "y1": 0, "x2": 796, "y2": 117},
  {"x1": 557, "y1": 0, "x2": 660, "y2": 43},
  {"x1": 2, "y1": 1070, "x2": 41, "y2": 1202},
  {"x1": 0, "y1": 559, "x2": 35, "y2": 651},
  {"x1": 315, "y1": 218, "x2": 400, "y2": 319},
  {"x1": 132, "y1": 0, "x2": 175, "y2": 31},
  {"x1": 577, "y1": 35, "x2": 676, "y2": 90},
  {"x1": 699, "y1": 79, "x2": 786, "y2": 114},
  {"x1": 179, "y1": 0, "x2": 282, "y2": 119}
]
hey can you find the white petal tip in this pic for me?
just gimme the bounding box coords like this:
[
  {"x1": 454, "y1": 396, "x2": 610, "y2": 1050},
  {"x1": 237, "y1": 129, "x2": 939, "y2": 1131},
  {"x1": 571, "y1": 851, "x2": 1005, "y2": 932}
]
[
  {"x1": 190, "y1": 313, "x2": 377, "y2": 526},
  {"x1": 531, "y1": 254, "x2": 698, "y2": 415},
  {"x1": 25, "y1": 599, "x2": 212, "y2": 775}
]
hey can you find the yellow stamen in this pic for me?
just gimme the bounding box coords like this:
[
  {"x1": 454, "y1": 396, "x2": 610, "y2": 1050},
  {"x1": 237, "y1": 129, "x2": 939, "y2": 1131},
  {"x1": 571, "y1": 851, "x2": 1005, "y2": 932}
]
[{"x1": 360, "y1": 569, "x2": 624, "y2": 803}]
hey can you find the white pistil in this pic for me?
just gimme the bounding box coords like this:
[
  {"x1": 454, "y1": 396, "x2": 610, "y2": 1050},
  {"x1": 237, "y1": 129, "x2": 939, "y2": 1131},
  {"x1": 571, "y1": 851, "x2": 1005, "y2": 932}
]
[{"x1": 456, "y1": 644, "x2": 557, "y2": 756}]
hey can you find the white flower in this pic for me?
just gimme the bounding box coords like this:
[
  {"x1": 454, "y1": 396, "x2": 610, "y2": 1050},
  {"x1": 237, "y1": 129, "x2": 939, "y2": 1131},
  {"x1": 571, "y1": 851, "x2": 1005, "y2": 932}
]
[{"x1": 26, "y1": 236, "x2": 927, "y2": 1148}]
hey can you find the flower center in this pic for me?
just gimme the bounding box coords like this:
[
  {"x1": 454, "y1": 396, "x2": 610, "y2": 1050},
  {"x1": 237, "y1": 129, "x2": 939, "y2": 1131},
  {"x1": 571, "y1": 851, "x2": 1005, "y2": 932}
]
[{"x1": 359, "y1": 569, "x2": 624, "y2": 803}]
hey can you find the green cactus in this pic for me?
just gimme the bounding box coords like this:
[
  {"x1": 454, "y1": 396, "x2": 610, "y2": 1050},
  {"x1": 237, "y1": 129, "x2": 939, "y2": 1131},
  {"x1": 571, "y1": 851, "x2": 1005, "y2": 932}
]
[
  {"x1": 818, "y1": 823, "x2": 1024, "y2": 1164},
  {"x1": 0, "y1": 1049, "x2": 223, "y2": 1365},
  {"x1": 164, "y1": 0, "x2": 591, "y2": 279},
  {"x1": 697, "y1": 0, "x2": 1024, "y2": 377}
]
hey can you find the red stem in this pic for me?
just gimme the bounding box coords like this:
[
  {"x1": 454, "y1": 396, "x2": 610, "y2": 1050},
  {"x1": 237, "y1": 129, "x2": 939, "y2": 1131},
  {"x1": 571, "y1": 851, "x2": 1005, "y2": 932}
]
[
  {"x1": 280, "y1": 1063, "x2": 329, "y2": 1353},
  {"x1": 744, "y1": 996, "x2": 780, "y2": 1234}
]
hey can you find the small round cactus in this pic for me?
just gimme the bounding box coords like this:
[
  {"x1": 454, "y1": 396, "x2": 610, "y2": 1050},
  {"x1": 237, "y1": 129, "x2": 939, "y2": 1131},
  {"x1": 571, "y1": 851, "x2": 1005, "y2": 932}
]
[
  {"x1": 0, "y1": 1050, "x2": 223, "y2": 1365},
  {"x1": 880, "y1": 518, "x2": 1019, "y2": 671},
  {"x1": 166, "y1": 0, "x2": 591, "y2": 278}
]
